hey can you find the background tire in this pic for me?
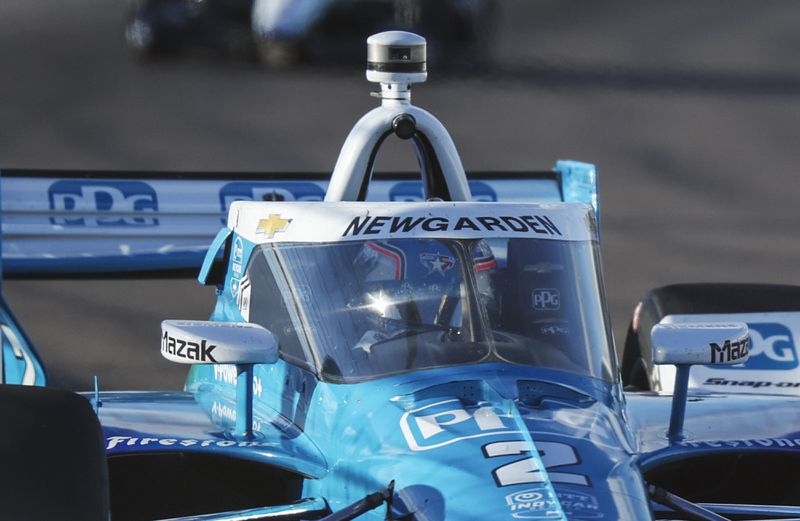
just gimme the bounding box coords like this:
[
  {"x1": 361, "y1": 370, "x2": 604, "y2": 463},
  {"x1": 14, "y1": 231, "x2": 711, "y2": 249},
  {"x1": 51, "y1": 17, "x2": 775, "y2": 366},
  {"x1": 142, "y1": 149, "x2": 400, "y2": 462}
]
[
  {"x1": 0, "y1": 385, "x2": 108, "y2": 521},
  {"x1": 621, "y1": 283, "x2": 800, "y2": 390}
]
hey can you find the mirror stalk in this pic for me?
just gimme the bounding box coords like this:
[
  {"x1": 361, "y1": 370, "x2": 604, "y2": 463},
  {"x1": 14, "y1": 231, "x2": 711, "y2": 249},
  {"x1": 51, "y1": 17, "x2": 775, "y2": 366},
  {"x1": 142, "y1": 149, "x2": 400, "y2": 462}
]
[
  {"x1": 667, "y1": 364, "x2": 691, "y2": 442},
  {"x1": 651, "y1": 322, "x2": 750, "y2": 443},
  {"x1": 236, "y1": 364, "x2": 255, "y2": 439},
  {"x1": 161, "y1": 320, "x2": 279, "y2": 440}
]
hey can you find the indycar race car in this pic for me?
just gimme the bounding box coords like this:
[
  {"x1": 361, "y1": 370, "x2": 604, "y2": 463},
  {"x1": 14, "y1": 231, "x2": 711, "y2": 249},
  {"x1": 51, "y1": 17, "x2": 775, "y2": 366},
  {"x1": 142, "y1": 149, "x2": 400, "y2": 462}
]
[{"x1": 4, "y1": 32, "x2": 800, "y2": 521}]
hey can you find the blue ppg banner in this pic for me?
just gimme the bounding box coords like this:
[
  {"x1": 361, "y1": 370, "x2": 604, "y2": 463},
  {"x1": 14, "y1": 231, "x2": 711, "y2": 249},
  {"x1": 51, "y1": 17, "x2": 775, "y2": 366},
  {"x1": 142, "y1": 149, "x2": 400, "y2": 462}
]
[
  {"x1": 219, "y1": 182, "x2": 326, "y2": 209},
  {"x1": 388, "y1": 181, "x2": 498, "y2": 202},
  {"x1": 735, "y1": 322, "x2": 799, "y2": 371},
  {"x1": 48, "y1": 180, "x2": 159, "y2": 226},
  {"x1": 1, "y1": 171, "x2": 568, "y2": 274}
]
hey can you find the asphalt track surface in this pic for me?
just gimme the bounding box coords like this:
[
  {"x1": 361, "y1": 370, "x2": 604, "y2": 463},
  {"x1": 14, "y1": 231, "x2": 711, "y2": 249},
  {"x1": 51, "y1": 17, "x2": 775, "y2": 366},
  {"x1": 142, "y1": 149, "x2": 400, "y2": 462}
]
[{"x1": 3, "y1": 1, "x2": 800, "y2": 390}]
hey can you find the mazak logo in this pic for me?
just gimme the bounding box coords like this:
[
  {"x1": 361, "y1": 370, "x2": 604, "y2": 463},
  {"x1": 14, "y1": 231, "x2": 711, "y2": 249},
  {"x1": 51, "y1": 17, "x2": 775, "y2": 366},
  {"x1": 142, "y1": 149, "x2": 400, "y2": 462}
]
[
  {"x1": 399, "y1": 399, "x2": 517, "y2": 451},
  {"x1": 389, "y1": 181, "x2": 497, "y2": 202},
  {"x1": 532, "y1": 289, "x2": 560, "y2": 311},
  {"x1": 728, "y1": 322, "x2": 798, "y2": 370},
  {"x1": 48, "y1": 181, "x2": 158, "y2": 226},
  {"x1": 161, "y1": 332, "x2": 218, "y2": 363},
  {"x1": 219, "y1": 182, "x2": 324, "y2": 221}
]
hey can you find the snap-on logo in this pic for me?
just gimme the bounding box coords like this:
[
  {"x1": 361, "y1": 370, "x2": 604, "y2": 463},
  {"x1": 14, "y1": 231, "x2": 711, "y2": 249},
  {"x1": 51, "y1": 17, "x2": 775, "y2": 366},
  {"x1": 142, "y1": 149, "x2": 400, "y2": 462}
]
[
  {"x1": 729, "y1": 323, "x2": 798, "y2": 370},
  {"x1": 219, "y1": 182, "x2": 324, "y2": 220},
  {"x1": 399, "y1": 399, "x2": 517, "y2": 451},
  {"x1": 389, "y1": 181, "x2": 497, "y2": 202},
  {"x1": 48, "y1": 181, "x2": 158, "y2": 226}
]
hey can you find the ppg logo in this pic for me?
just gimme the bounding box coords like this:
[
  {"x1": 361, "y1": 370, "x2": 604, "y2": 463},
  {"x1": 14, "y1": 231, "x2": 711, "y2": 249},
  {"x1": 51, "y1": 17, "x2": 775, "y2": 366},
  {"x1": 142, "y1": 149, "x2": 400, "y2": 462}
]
[
  {"x1": 48, "y1": 181, "x2": 158, "y2": 226},
  {"x1": 389, "y1": 181, "x2": 497, "y2": 202},
  {"x1": 219, "y1": 182, "x2": 325, "y2": 218},
  {"x1": 730, "y1": 322, "x2": 798, "y2": 370},
  {"x1": 532, "y1": 289, "x2": 560, "y2": 310},
  {"x1": 399, "y1": 399, "x2": 512, "y2": 451}
]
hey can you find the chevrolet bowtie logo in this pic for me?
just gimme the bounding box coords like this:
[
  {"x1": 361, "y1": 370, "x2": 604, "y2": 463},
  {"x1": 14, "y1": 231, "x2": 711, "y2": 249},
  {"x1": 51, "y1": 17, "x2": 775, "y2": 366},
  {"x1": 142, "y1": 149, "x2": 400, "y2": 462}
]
[{"x1": 256, "y1": 214, "x2": 291, "y2": 238}]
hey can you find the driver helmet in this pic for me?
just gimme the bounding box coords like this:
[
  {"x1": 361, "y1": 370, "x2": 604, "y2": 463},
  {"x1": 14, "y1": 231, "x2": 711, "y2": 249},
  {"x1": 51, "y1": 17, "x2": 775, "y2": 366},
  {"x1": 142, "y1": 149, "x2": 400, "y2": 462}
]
[{"x1": 352, "y1": 238, "x2": 497, "y2": 330}]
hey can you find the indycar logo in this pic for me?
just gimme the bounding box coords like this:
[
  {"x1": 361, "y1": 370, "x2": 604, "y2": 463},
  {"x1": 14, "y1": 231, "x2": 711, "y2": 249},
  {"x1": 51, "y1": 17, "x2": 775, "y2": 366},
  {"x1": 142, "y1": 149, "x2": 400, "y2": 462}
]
[
  {"x1": 504, "y1": 487, "x2": 561, "y2": 519},
  {"x1": 727, "y1": 322, "x2": 799, "y2": 370},
  {"x1": 219, "y1": 182, "x2": 324, "y2": 222},
  {"x1": 161, "y1": 332, "x2": 218, "y2": 363},
  {"x1": 389, "y1": 181, "x2": 498, "y2": 202},
  {"x1": 48, "y1": 180, "x2": 158, "y2": 226}
]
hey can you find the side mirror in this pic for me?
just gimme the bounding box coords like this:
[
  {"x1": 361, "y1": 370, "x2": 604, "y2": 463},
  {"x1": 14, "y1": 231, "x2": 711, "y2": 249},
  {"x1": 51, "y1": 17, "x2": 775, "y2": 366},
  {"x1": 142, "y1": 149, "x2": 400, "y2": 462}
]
[
  {"x1": 650, "y1": 322, "x2": 749, "y2": 442},
  {"x1": 651, "y1": 322, "x2": 750, "y2": 366},
  {"x1": 161, "y1": 320, "x2": 278, "y2": 440},
  {"x1": 161, "y1": 320, "x2": 278, "y2": 365}
]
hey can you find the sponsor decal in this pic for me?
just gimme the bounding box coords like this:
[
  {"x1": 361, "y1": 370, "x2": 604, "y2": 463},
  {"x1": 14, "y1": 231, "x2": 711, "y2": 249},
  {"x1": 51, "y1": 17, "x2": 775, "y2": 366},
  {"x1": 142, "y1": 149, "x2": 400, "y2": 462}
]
[
  {"x1": 504, "y1": 487, "x2": 561, "y2": 519},
  {"x1": 399, "y1": 400, "x2": 574, "y2": 517},
  {"x1": 527, "y1": 263, "x2": 564, "y2": 275},
  {"x1": 732, "y1": 323, "x2": 798, "y2": 370},
  {"x1": 232, "y1": 236, "x2": 245, "y2": 276},
  {"x1": 106, "y1": 435, "x2": 275, "y2": 451},
  {"x1": 389, "y1": 180, "x2": 498, "y2": 202},
  {"x1": 213, "y1": 365, "x2": 262, "y2": 397},
  {"x1": 541, "y1": 325, "x2": 569, "y2": 336},
  {"x1": 399, "y1": 399, "x2": 516, "y2": 451},
  {"x1": 219, "y1": 181, "x2": 325, "y2": 220},
  {"x1": 161, "y1": 331, "x2": 218, "y2": 363},
  {"x1": 557, "y1": 491, "x2": 602, "y2": 519},
  {"x1": 678, "y1": 437, "x2": 800, "y2": 449},
  {"x1": 212, "y1": 400, "x2": 237, "y2": 422},
  {"x1": 343, "y1": 215, "x2": 561, "y2": 238},
  {"x1": 709, "y1": 338, "x2": 749, "y2": 364},
  {"x1": 214, "y1": 365, "x2": 238, "y2": 385},
  {"x1": 48, "y1": 180, "x2": 158, "y2": 226},
  {"x1": 420, "y1": 252, "x2": 455, "y2": 276},
  {"x1": 256, "y1": 214, "x2": 292, "y2": 238},
  {"x1": 532, "y1": 289, "x2": 560, "y2": 311},
  {"x1": 704, "y1": 377, "x2": 800, "y2": 389},
  {"x1": 237, "y1": 275, "x2": 252, "y2": 320}
]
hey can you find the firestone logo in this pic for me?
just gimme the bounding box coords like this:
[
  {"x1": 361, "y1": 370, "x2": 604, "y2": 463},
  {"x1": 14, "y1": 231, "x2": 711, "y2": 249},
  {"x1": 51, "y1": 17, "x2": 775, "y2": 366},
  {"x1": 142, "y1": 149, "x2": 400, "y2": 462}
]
[{"x1": 48, "y1": 180, "x2": 158, "y2": 226}]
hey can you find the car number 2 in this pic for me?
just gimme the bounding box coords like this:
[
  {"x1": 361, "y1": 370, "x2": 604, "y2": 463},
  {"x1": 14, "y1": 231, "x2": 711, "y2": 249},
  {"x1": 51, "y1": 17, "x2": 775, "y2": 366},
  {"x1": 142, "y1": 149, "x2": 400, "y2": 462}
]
[{"x1": 483, "y1": 440, "x2": 589, "y2": 487}]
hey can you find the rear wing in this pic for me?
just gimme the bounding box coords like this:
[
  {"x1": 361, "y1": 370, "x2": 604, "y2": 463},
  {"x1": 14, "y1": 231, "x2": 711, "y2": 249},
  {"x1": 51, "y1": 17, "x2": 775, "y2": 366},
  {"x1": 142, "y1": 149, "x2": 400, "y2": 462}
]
[{"x1": 1, "y1": 161, "x2": 597, "y2": 277}]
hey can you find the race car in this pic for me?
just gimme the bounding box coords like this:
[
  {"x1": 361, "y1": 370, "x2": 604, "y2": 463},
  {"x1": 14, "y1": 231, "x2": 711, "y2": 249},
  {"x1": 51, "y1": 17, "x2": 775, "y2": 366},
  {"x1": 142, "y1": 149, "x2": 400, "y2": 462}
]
[
  {"x1": 124, "y1": 0, "x2": 494, "y2": 66},
  {"x1": 4, "y1": 32, "x2": 800, "y2": 521}
]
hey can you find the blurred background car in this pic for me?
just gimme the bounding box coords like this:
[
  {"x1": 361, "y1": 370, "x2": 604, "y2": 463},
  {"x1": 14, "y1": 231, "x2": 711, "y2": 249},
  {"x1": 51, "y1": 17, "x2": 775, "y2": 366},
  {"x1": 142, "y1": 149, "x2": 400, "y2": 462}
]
[{"x1": 124, "y1": 0, "x2": 495, "y2": 66}]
